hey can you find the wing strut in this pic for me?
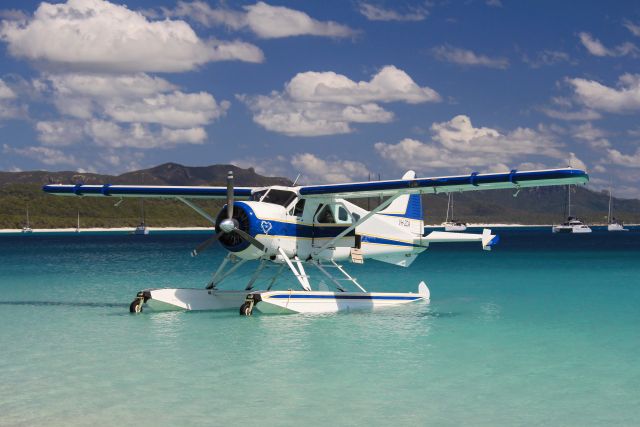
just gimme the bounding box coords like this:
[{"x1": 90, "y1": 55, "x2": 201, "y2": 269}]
[{"x1": 177, "y1": 196, "x2": 217, "y2": 224}]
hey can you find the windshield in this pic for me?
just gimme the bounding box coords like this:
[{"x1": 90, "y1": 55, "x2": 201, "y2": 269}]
[{"x1": 260, "y1": 189, "x2": 297, "y2": 207}]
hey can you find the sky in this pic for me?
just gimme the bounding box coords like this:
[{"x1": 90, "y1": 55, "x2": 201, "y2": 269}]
[{"x1": 0, "y1": 0, "x2": 639, "y2": 196}]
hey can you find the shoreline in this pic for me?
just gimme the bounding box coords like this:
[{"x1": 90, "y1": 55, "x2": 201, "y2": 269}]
[
  {"x1": 1, "y1": 224, "x2": 636, "y2": 234},
  {"x1": 0, "y1": 226, "x2": 214, "y2": 234}
]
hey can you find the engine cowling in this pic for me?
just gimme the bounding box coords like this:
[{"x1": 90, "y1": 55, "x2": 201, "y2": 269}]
[{"x1": 215, "y1": 202, "x2": 284, "y2": 260}]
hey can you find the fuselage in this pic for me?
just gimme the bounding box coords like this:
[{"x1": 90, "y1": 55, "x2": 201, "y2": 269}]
[{"x1": 215, "y1": 186, "x2": 426, "y2": 267}]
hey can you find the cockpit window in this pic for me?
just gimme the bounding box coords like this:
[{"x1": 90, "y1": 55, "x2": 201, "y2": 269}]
[
  {"x1": 251, "y1": 190, "x2": 267, "y2": 201},
  {"x1": 260, "y1": 189, "x2": 298, "y2": 207},
  {"x1": 293, "y1": 199, "x2": 305, "y2": 217}
]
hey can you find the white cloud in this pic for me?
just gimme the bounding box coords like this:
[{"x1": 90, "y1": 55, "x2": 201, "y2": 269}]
[
  {"x1": 245, "y1": 2, "x2": 355, "y2": 39},
  {"x1": 606, "y1": 148, "x2": 640, "y2": 168},
  {"x1": 539, "y1": 107, "x2": 601, "y2": 121},
  {"x1": 0, "y1": 9, "x2": 29, "y2": 22},
  {"x1": 568, "y1": 152, "x2": 586, "y2": 170},
  {"x1": 375, "y1": 115, "x2": 567, "y2": 172},
  {"x1": 239, "y1": 93, "x2": 392, "y2": 136},
  {"x1": 239, "y1": 66, "x2": 439, "y2": 136},
  {"x1": 231, "y1": 155, "x2": 288, "y2": 178},
  {"x1": 291, "y1": 153, "x2": 370, "y2": 184},
  {"x1": 35, "y1": 120, "x2": 84, "y2": 146},
  {"x1": 358, "y1": 3, "x2": 428, "y2": 22},
  {"x1": 165, "y1": 1, "x2": 355, "y2": 39},
  {"x1": 0, "y1": 77, "x2": 25, "y2": 120},
  {"x1": 522, "y1": 50, "x2": 572, "y2": 68},
  {"x1": 432, "y1": 45, "x2": 509, "y2": 69},
  {"x1": 4, "y1": 144, "x2": 76, "y2": 166},
  {"x1": 285, "y1": 65, "x2": 440, "y2": 104},
  {"x1": 486, "y1": 0, "x2": 503, "y2": 6},
  {"x1": 85, "y1": 120, "x2": 206, "y2": 149},
  {"x1": 578, "y1": 32, "x2": 637, "y2": 57},
  {"x1": 104, "y1": 91, "x2": 228, "y2": 128},
  {"x1": 624, "y1": 20, "x2": 640, "y2": 37},
  {"x1": 0, "y1": 79, "x2": 16, "y2": 99},
  {"x1": 167, "y1": 1, "x2": 246, "y2": 30},
  {"x1": 0, "y1": 0, "x2": 263, "y2": 73},
  {"x1": 571, "y1": 122, "x2": 606, "y2": 142},
  {"x1": 568, "y1": 74, "x2": 640, "y2": 113},
  {"x1": 31, "y1": 73, "x2": 226, "y2": 148}
]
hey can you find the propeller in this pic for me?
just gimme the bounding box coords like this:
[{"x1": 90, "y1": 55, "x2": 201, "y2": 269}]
[{"x1": 191, "y1": 170, "x2": 265, "y2": 256}]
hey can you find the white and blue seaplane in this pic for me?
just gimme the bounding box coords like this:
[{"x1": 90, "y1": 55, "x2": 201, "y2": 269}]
[{"x1": 43, "y1": 167, "x2": 588, "y2": 315}]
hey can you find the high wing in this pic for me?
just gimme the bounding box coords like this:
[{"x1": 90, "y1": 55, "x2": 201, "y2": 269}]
[
  {"x1": 42, "y1": 184, "x2": 253, "y2": 199},
  {"x1": 298, "y1": 168, "x2": 588, "y2": 199}
]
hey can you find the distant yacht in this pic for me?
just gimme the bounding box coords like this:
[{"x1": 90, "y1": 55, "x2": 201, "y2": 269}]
[
  {"x1": 133, "y1": 199, "x2": 149, "y2": 235},
  {"x1": 442, "y1": 192, "x2": 467, "y2": 232},
  {"x1": 607, "y1": 187, "x2": 628, "y2": 232},
  {"x1": 22, "y1": 207, "x2": 33, "y2": 233},
  {"x1": 552, "y1": 185, "x2": 591, "y2": 234}
]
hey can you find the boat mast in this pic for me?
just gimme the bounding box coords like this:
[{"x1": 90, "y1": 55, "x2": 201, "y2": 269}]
[
  {"x1": 567, "y1": 185, "x2": 571, "y2": 218},
  {"x1": 608, "y1": 186, "x2": 613, "y2": 224},
  {"x1": 26, "y1": 207, "x2": 30, "y2": 228},
  {"x1": 445, "y1": 193, "x2": 451, "y2": 222}
]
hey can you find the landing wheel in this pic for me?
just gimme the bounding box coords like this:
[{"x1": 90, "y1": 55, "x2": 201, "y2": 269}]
[
  {"x1": 239, "y1": 302, "x2": 253, "y2": 316},
  {"x1": 129, "y1": 298, "x2": 143, "y2": 313}
]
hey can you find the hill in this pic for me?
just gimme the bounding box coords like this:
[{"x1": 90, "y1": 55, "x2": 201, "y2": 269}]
[
  {"x1": 1, "y1": 164, "x2": 639, "y2": 227},
  {"x1": 0, "y1": 163, "x2": 291, "y2": 229}
]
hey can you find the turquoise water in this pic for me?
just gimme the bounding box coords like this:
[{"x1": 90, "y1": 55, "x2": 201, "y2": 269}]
[{"x1": 1, "y1": 230, "x2": 639, "y2": 426}]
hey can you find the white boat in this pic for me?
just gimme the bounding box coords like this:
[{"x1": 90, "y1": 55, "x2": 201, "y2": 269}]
[
  {"x1": 442, "y1": 193, "x2": 467, "y2": 231},
  {"x1": 552, "y1": 217, "x2": 592, "y2": 233},
  {"x1": 133, "y1": 199, "x2": 149, "y2": 235},
  {"x1": 552, "y1": 185, "x2": 591, "y2": 233},
  {"x1": 22, "y1": 207, "x2": 33, "y2": 233},
  {"x1": 607, "y1": 187, "x2": 628, "y2": 231},
  {"x1": 134, "y1": 223, "x2": 149, "y2": 235}
]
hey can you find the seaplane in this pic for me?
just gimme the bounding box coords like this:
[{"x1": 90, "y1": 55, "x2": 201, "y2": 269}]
[{"x1": 43, "y1": 167, "x2": 588, "y2": 315}]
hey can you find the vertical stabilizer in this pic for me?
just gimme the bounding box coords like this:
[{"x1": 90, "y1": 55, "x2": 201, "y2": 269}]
[{"x1": 379, "y1": 171, "x2": 424, "y2": 234}]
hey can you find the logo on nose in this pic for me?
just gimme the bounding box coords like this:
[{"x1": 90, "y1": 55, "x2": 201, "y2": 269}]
[{"x1": 260, "y1": 220, "x2": 272, "y2": 235}]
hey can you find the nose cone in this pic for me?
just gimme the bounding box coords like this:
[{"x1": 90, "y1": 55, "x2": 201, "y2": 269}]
[
  {"x1": 219, "y1": 218, "x2": 236, "y2": 233},
  {"x1": 215, "y1": 202, "x2": 253, "y2": 252}
]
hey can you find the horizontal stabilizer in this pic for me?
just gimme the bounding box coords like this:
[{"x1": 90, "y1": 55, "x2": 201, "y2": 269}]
[{"x1": 422, "y1": 229, "x2": 498, "y2": 251}]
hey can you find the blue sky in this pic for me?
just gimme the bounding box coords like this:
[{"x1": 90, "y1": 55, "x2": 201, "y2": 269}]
[{"x1": 1, "y1": 0, "x2": 639, "y2": 196}]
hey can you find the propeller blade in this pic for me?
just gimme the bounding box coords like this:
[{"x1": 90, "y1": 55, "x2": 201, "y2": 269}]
[
  {"x1": 191, "y1": 232, "x2": 222, "y2": 257},
  {"x1": 226, "y1": 170, "x2": 234, "y2": 220},
  {"x1": 233, "y1": 228, "x2": 265, "y2": 252}
]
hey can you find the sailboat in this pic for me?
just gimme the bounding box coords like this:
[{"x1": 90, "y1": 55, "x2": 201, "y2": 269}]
[
  {"x1": 134, "y1": 199, "x2": 149, "y2": 235},
  {"x1": 22, "y1": 207, "x2": 33, "y2": 233},
  {"x1": 552, "y1": 185, "x2": 592, "y2": 233},
  {"x1": 442, "y1": 192, "x2": 467, "y2": 232},
  {"x1": 607, "y1": 187, "x2": 628, "y2": 232}
]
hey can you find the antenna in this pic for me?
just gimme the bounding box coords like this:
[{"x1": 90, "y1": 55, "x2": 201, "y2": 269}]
[{"x1": 292, "y1": 173, "x2": 301, "y2": 186}]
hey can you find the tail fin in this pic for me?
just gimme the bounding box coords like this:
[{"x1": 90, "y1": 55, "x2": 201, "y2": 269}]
[{"x1": 380, "y1": 171, "x2": 424, "y2": 221}]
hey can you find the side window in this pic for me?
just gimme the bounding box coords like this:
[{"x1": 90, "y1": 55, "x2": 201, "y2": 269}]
[
  {"x1": 316, "y1": 205, "x2": 335, "y2": 223},
  {"x1": 293, "y1": 199, "x2": 305, "y2": 217},
  {"x1": 352, "y1": 213, "x2": 361, "y2": 222},
  {"x1": 338, "y1": 206, "x2": 348, "y2": 222}
]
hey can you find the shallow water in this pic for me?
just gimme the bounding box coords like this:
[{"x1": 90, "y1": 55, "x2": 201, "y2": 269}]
[{"x1": 1, "y1": 229, "x2": 639, "y2": 426}]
